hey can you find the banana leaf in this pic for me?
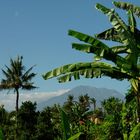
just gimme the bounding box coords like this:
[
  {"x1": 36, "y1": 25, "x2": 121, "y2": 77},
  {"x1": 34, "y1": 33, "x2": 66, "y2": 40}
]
[
  {"x1": 68, "y1": 30, "x2": 108, "y2": 47},
  {"x1": 111, "y1": 45, "x2": 129, "y2": 53},
  {"x1": 95, "y1": 27, "x2": 122, "y2": 43},
  {"x1": 60, "y1": 109, "x2": 71, "y2": 140},
  {"x1": 72, "y1": 43, "x2": 127, "y2": 65},
  {"x1": 113, "y1": 1, "x2": 140, "y2": 17},
  {"x1": 96, "y1": 3, "x2": 134, "y2": 46},
  {"x1": 127, "y1": 10, "x2": 136, "y2": 32},
  {"x1": 68, "y1": 132, "x2": 82, "y2": 140},
  {"x1": 43, "y1": 61, "x2": 132, "y2": 83},
  {"x1": 0, "y1": 128, "x2": 4, "y2": 140}
]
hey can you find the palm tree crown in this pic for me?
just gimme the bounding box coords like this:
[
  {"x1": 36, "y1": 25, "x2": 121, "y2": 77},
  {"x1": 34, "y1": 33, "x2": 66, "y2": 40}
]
[
  {"x1": 0, "y1": 56, "x2": 36, "y2": 90},
  {"x1": 0, "y1": 56, "x2": 37, "y2": 112}
]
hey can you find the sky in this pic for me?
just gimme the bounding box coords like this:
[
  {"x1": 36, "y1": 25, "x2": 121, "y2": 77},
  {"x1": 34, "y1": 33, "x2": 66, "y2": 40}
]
[{"x1": 0, "y1": 0, "x2": 140, "y2": 110}]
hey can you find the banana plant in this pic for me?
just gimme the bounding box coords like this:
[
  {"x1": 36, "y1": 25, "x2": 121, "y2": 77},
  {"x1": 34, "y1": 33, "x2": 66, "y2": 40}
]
[
  {"x1": 0, "y1": 128, "x2": 4, "y2": 140},
  {"x1": 60, "y1": 109, "x2": 82, "y2": 140},
  {"x1": 43, "y1": 1, "x2": 140, "y2": 122}
]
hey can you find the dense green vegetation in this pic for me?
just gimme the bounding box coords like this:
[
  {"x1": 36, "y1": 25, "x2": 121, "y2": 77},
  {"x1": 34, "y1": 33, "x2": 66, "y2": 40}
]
[
  {"x1": 1, "y1": 1, "x2": 140, "y2": 139},
  {"x1": 0, "y1": 91, "x2": 139, "y2": 140},
  {"x1": 0, "y1": 95, "x2": 125, "y2": 140}
]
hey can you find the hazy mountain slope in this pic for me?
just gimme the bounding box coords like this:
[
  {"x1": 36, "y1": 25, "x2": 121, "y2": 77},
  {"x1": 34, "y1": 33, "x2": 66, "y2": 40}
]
[{"x1": 38, "y1": 85, "x2": 124, "y2": 110}]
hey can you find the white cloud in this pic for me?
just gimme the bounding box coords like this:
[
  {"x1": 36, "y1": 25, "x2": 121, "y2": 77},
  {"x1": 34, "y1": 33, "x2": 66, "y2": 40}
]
[{"x1": 0, "y1": 89, "x2": 70, "y2": 111}]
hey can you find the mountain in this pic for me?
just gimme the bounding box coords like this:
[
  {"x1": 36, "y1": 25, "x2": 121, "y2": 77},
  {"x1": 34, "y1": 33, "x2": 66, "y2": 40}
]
[{"x1": 37, "y1": 85, "x2": 125, "y2": 110}]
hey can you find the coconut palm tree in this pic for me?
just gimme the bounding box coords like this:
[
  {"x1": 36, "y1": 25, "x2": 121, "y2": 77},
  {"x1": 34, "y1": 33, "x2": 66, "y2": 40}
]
[
  {"x1": 43, "y1": 1, "x2": 140, "y2": 122},
  {"x1": 0, "y1": 56, "x2": 36, "y2": 113},
  {"x1": 90, "y1": 97, "x2": 96, "y2": 111},
  {"x1": 63, "y1": 95, "x2": 74, "y2": 114}
]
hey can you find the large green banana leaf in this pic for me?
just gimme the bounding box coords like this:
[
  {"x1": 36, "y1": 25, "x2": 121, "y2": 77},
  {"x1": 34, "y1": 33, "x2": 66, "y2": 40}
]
[
  {"x1": 43, "y1": 1, "x2": 140, "y2": 84},
  {"x1": 113, "y1": 1, "x2": 140, "y2": 17},
  {"x1": 0, "y1": 128, "x2": 4, "y2": 140},
  {"x1": 68, "y1": 30, "x2": 108, "y2": 47},
  {"x1": 111, "y1": 45, "x2": 129, "y2": 54},
  {"x1": 96, "y1": 27, "x2": 140, "y2": 49},
  {"x1": 96, "y1": 3, "x2": 140, "y2": 67},
  {"x1": 96, "y1": 3, "x2": 134, "y2": 46},
  {"x1": 43, "y1": 62, "x2": 132, "y2": 83},
  {"x1": 72, "y1": 43, "x2": 127, "y2": 63},
  {"x1": 95, "y1": 28, "x2": 122, "y2": 43},
  {"x1": 127, "y1": 10, "x2": 136, "y2": 32},
  {"x1": 68, "y1": 30, "x2": 127, "y2": 67},
  {"x1": 60, "y1": 109, "x2": 71, "y2": 140}
]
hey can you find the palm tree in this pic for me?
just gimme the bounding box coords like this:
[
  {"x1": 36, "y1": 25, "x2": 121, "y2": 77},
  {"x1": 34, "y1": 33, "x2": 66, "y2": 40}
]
[
  {"x1": 101, "y1": 97, "x2": 122, "y2": 116},
  {"x1": 90, "y1": 97, "x2": 96, "y2": 111},
  {"x1": 63, "y1": 95, "x2": 74, "y2": 114},
  {"x1": 78, "y1": 94, "x2": 90, "y2": 112},
  {"x1": 43, "y1": 2, "x2": 140, "y2": 122},
  {"x1": 0, "y1": 56, "x2": 36, "y2": 113}
]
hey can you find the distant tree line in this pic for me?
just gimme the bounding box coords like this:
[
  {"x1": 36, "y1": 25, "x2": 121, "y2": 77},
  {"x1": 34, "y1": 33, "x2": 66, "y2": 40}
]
[{"x1": 0, "y1": 94, "x2": 125, "y2": 140}]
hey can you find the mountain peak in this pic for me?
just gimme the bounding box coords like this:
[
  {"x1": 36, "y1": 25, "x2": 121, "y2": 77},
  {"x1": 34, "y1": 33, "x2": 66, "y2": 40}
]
[{"x1": 38, "y1": 85, "x2": 124, "y2": 110}]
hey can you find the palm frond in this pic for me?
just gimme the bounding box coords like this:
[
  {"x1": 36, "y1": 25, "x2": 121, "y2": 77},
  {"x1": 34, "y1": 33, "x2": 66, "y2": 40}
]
[
  {"x1": 10, "y1": 56, "x2": 24, "y2": 77},
  {"x1": 22, "y1": 65, "x2": 36, "y2": 81},
  {"x1": 0, "y1": 56, "x2": 36, "y2": 91},
  {"x1": 23, "y1": 73, "x2": 36, "y2": 82},
  {"x1": 0, "y1": 80, "x2": 15, "y2": 89},
  {"x1": 21, "y1": 83, "x2": 37, "y2": 90},
  {"x1": 5, "y1": 65, "x2": 13, "y2": 76},
  {"x1": 1, "y1": 69, "x2": 11, "y2": 79}
]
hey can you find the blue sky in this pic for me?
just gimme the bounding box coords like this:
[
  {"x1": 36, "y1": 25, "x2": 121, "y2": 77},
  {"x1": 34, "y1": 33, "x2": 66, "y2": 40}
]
[{"x1": 0, "y1": 0, "x2": 140, "y2": 94}]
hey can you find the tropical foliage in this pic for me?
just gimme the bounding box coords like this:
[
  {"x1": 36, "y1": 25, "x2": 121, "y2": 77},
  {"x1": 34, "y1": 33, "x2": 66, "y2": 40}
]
[
  {"x1": 43, "y1": 1, "x2": 140, "y2": 124},
  {"x1": 0, "y1": 1, "x2": 140, "y2": 140},
  {"x1": 0, "y1": 56, "x2": 37, "y2": 139},
  {"x1": 0, "y1": 94, "x2": 124, "y2": 140},
  {"x1": 0, "y1": 56, "x2": 37, "y2": 112}
]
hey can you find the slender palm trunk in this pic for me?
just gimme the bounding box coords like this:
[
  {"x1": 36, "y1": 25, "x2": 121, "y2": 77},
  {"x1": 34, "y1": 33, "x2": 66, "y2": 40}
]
[
  {"x1": 135, "y1": 82, "x2": 140, "y2": 123},
  {"x1": 136, "y1": 95, "x2": 140, "y2": 123},
  {"x1": 133, "y1": 82, "x2": 140, "y2": 122},
  {"x1": 15, "y1": 88, "x2": 19, "y2": 139},
  {"x1": 16, "y1": 88, "x2": 19, "y2": 113},
  {"x1": 93, "y1": 102, "x2": 96, "y2": 111}
]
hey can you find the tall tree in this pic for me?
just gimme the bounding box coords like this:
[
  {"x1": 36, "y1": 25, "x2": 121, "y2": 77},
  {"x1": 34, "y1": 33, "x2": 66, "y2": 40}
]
[
  {"x1": 78, "y1": 94, "x2": 90, "y2": 114},
  {"x1": 43, "y1": 1, "x2": 140, "y2": 122},
  {"x1": 18, "y1": 101, "x2": 38, "y2": 138},
  {"x1": 0, "y1": 56, "x2": 36, "y2": 112},
  {"x1": 101, "y1": 97, "x2": 122, "y2": 116},
  {"x1": 90, "y1": 97, "x2": 96, "y2": 111},
  {"x1": 64, "y1": 95, "x2": 74, "y2": 111}
]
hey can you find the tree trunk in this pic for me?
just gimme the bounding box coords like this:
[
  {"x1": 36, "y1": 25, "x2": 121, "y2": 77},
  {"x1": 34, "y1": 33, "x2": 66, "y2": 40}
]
[
  {"x1": 136, "y1": 95, "x2": 140, "y2": 123},
  {"x1": 135, "y1": 82, "x2": 140, "y2": 123},
  {"x1": 15, "y1": 88, "x2": 19, "y2": 139},
  {"x1": 93, "y1": 102, "x2": 96, "y2": 111},
  {"x1": 16, "y1": 88, "x2": 19, "y2": 113}
]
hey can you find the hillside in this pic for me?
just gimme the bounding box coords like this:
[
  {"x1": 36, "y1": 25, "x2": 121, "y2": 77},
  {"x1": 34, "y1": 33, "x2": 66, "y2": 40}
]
[{"x1": 37, "y1": 85, "x2": 124, "y2": 110}]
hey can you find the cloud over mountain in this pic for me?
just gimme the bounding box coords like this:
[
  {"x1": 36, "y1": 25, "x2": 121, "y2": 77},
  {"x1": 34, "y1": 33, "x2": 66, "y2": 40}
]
[{"x1": 0, "y1": 89, "x2": 70, "y2": 111}]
